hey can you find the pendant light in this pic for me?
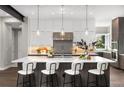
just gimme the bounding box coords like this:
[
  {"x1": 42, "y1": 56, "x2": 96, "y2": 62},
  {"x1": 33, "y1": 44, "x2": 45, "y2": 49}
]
[
  {"x1": 85, "y1": 5, "x2": 88, "y2": 35},
  {"x1": 61, "y1": 5, "x2": 65, "y2": 36},
  {"x1": 36, "y1": 5, "x2": 40, "y2": 36}
]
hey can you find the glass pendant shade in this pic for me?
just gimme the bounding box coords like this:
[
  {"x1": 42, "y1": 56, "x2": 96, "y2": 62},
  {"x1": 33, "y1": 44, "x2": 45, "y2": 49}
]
[
  {"x1": 85, "y1": 28, "x2": 88, "y2": 35},
  {"x1": 61, "y1": 28, "x2": 65, "y2": 36},
  {"x1": 61, "y1": 5, "x2": 65, "y2": 36},
  {"x1": 36, "y1": 5, "x2": 40, "y2": 36},
  {"x1": 36, "y1": 29, "x2": 40, "y2": 36}
]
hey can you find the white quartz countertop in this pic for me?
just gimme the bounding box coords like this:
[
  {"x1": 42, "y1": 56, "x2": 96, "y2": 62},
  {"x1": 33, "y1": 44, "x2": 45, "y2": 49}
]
[{"x1": 12, "y1": 56, "x2": 115, "y2": 63}]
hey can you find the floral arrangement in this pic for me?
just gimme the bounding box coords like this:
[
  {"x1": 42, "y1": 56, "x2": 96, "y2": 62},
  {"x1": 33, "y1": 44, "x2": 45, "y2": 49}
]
[
  {"x1": 36, "y1": 47, "x2": 48, "y2": 53},
  {"x1": 76, "y1": 38, "x2": 97, "y2": 60}
]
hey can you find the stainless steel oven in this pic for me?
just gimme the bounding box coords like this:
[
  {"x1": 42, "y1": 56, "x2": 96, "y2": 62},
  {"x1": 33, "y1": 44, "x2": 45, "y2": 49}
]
[{"x1": 111, "y1": 49, "x2": 118, "y2": 61}]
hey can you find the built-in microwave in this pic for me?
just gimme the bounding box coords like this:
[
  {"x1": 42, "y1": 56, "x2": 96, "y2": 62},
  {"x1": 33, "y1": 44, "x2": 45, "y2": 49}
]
[{"x1": 111, "y1": 41, "x2": 118, "y2": 61}]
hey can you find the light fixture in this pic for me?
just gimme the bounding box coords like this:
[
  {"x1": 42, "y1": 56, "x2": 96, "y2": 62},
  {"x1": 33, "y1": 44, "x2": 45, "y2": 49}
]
[
  {"x1": 36, "y1": 5, "x2": 40, "y2": 36},
  {"x1": 61, "y1": 5, "x2": 65, "y2": 36},
  {"x1": 85, "y1": 5, "x2": 88, "y2": 35}
]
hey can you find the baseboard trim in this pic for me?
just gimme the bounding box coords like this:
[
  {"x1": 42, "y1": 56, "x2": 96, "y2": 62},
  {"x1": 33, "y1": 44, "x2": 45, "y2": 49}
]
[{"x1": 0, "y1": 63, "x2": 17, "y2": 70}]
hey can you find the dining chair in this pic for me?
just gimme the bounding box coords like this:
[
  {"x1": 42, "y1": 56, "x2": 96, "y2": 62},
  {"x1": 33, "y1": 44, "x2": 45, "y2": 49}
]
[
  {"x1": 16, "y1": 62, "x2": 37, "y2": 87},
  {"x1": 40, "y1": 62, "x2": 59, "y2": 87},
  {"x1": 87, "y1": 62, "x2": 108, "y2": 87},
  {"x1": 63, "y1": 62, "x2": 84, "y2": 87}
]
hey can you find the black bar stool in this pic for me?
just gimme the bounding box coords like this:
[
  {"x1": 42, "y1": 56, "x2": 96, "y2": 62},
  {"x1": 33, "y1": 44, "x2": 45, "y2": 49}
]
[
  {"x1": 16, "y1": 62, "x2": 37, "y2": 87},
  {"x1": 63, "y1": 62, "x2": 84, "y2": 87},
  {"x1": 40, "y1": 62, "x2": 59, "y2": 87},
  {"x1": 87, "y1": 62, "x2": 108, "y2": 87}
]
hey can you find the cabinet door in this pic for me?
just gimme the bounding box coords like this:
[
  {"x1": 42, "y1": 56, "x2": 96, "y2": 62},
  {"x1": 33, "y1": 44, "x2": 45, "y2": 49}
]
[
  {"x1": 112, "y1": 18, "x2": 119, "y2": 41},
  {"x1": 119, "y1": 55, "x2": 124, "y2": 69},
  {"x1": 103, "y1": 52, "x2": 112, "y2": 59}
]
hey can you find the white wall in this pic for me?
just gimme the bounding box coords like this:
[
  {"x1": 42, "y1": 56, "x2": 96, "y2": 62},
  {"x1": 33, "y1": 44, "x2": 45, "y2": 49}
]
[
  {"x1": 0, "y1": 17, "x2": 13, "y2": 69},
  {"x1": 29, "y1": 18, "x2": 96, "y2": 47},
  {"x1": 18, "y1": 18, "x2": 28, "y2": 58},
  {"x1": 0, "y1": 17, "x2": 28, "y2": 70}
]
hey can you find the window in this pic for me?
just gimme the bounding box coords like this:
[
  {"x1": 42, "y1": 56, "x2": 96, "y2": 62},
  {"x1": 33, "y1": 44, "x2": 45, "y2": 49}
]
[{"x1": 96, "y1": 35, "x2": 105, "y2": 49}]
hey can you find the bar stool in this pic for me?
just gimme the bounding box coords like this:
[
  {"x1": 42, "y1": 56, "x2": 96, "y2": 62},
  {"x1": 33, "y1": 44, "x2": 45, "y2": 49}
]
[
  {"x1": 63, "y1": 62, "x2": 84, "y2": 87},
  {"x1": 87, "y1": 62, "x2": 108, "y2": 87},
  {"x1": 16, "y1": 62, "x2": 37, "y2": 87},
  {"x1": 40, "y1": 62, "x2": 59, "y2": 87}
]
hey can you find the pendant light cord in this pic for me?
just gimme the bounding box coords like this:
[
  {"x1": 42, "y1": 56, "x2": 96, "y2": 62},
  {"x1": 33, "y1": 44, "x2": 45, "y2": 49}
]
[
  {"x1": 61, "y1": 5, "x2": 64, "y2": 31},
  {"x1": 37, "y1": 5, "x2": 39, "y2": 30},
  {"x1": 86, "y1": 5, "x2": 88, "y2": 30}
]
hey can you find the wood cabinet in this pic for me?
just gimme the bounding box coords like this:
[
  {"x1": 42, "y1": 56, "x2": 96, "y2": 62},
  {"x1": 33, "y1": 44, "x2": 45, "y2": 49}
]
[
  {"x1": 112, "y1": 17, "x2": 124, "y2": 69},
  {"x1": 112, "y1": 18, "x2": 119, "y2": 41},
  {"x1": 112, "y1": 17, "x2": 124, "y2": 54},
  {"x1": 103, "y1": 52, "x2": 112, "y2": 59},
  {"x1": 97, "y1": 52, "x2": 112, "y2": 59}
]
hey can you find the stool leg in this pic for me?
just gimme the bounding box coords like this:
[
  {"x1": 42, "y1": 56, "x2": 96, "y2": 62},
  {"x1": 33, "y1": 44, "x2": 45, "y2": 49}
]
[
  {"x1": 87, "y1": 72, "x2": 89, "y2": 87},
  {"x1": 63, "y1": 73, "x2": 66, "y2": 87},
  {"x1": 103, "y1": 74, "x2": 107, "y2": 87},
  {"x1": 98, "y1": 75, "x2": 102, "y2": 87},
  {"x1": 23, "y1": 76, "x2": 25, "y2": 87},
  {"x1": 71, "y1": 75, "x2": 74, "y2": 87},
  {"x1": 33, "y1": 73, "x2": 36, "y2": 86},
  {"x1": 79, "y1": 74, "x2": 82, "y2": 87},
  {"x1": 51, "y1": 75, "x2": 54, "y2": 87},
  {"x1": 74, "y1": 75, "x2": 76, "y2": 87},
  {"x1": 96, "y1": 75, "x2": 98, "y2": 87},
  {"x1": 16, "y1": 74, "x2": 19, "y2": 87},
  {"x1": 46, "y1": 75, "x2": 49, "y2": 87},
  {"x1": 72, "y1": 75, "x2": 75, "y2": 87},
  {"x1": 29, "y1": 75, "x2": 31, "y2": 87},
  {"x1": 55, "y1": 74, "x2": 59, "y2": 87},
  {"x1": 40, "y1": 73, "x2": 42, "y2": 87}
]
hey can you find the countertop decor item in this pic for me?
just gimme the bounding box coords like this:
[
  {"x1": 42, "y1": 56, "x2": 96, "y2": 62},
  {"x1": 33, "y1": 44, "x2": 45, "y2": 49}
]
[{"x1": 47, "y1": 49, "x2": 54, "y2": 58}]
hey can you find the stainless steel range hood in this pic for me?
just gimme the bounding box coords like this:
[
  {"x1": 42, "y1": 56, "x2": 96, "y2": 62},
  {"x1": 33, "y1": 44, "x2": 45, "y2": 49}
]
[{"x1": 53, "y1": 32, "x2": 73, "y2": 54}]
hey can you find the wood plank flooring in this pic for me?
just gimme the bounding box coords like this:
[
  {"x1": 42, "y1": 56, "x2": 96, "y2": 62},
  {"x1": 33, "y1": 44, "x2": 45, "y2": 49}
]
[
  {"x1": 0, "y1": 66, "x2": 124, "y2": 87},
  {"x1": 0, "y1": 67, "x2": 17, "y2": 87}
]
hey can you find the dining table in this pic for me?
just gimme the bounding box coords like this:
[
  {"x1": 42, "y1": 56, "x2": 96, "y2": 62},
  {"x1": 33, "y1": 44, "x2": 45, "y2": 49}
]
[{"x1": 12, "y1": 55, "x2": 115, "y2": 87}]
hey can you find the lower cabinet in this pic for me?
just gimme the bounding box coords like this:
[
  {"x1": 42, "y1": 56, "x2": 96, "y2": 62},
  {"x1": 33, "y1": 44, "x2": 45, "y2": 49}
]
[
  {"x1": 119, "y1": 55, "x2": 124, "y2": 69},
  {"x1": 103, "y1": 52, "x2": 112, "y2": 59},
  {"x1": 97, "y1": 52, "x2": 112, "y2": 59}
]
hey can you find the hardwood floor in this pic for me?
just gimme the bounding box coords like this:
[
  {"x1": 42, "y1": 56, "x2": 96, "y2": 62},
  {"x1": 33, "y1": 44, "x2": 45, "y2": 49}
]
[
  {"x1": 0, "y1": 67, "x2": 17, "y2": 87},
  {"x1": 0, "y1": 66, "x2": 124, "y2": 87},
  {"x1": 110, "y1": 66, "x2": 124, "y2": 87}
]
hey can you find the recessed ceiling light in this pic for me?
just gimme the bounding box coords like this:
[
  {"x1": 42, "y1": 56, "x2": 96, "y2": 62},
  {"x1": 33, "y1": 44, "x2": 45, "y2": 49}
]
[
  {"x1": 89, "y1": 12, "x2": 93, "y2": 15},
  {"x1": 60, "y1": 7, "x2": 64, "y2": 11},
  {"x1": 31, "y1": 12, "x2": 35, "y2": 15},
  {"x1": 70, "y1": 12, "x2": 73, "y2": 15},
  {"x1": 52, "y1": 12, "x2": 55, "y2": 15}
]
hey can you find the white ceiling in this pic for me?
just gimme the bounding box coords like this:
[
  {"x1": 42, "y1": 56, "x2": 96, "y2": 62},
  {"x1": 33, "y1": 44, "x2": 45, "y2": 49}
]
[{"x1": 12, "y1": 5, "x2": 124, "y2": 26}]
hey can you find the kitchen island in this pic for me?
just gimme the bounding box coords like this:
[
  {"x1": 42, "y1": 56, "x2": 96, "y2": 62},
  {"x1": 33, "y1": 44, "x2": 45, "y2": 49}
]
[{"x1": 12, "y1": 56, "x2": 115, "y2": 87}]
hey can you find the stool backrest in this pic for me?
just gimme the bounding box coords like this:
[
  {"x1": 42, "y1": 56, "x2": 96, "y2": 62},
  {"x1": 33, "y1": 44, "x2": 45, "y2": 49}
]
[
  {"x1": 97, "y1": 62, "x2": 108, "y2": 71},
  {"x1": 22, "y1": 62, "x2": 37, "y2": 73},
  {"x1": 71, "y1": 62, "x2": 84, "y2": 72},
  {"x1": 46, "y1": 62, "x2": 59, "y2": 74}
]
